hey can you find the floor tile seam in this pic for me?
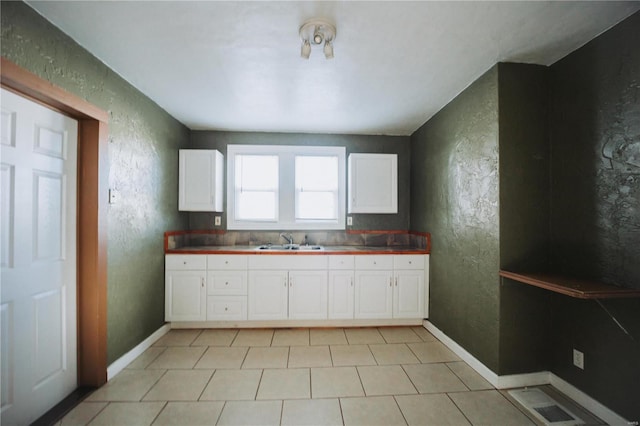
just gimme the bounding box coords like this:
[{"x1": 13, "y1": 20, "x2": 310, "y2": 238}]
[
  {"x1": 442, "y1": 361, "x2": 472, "y2": 392},
  {"x1": 254, "y1": 368, "x2": 265, "y2": 401},
  {"x1": 134, "y1": 369, "x2": 169, "y2": 403},
  {"x1": 147, "y1": 400, "x2": 169, "y2": 425},
  {"x1": 214, "y1": 400, "x2": 229, "y2": 426},
  {"x1": 391, "y1": 395, "x2": 411, "y2": 426},
  {"x1": 72, "y1": 400, "x2": 110, "y2": 425},
  {"x1": 445, "y1": 391, "x2": 477, "y2": 426},
  {"x1": 399, "y1": 364, "x2": 424, "y2": 395},
  {"x1": 227, "y1": 329, "x2": 240, "y2": 346},
  {"x1": 195, "y1": 368, "x2": 218, "y2": 402}
]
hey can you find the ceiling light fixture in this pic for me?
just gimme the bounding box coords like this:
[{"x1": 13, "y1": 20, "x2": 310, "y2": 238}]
[{"x1": 299, "y1": 19, "x2": 336, "y2": 60}]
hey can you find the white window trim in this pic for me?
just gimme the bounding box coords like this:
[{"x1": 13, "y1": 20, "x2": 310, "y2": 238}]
[{"x1": 227, "y1": 144, "x2": 346, "y2": 230}]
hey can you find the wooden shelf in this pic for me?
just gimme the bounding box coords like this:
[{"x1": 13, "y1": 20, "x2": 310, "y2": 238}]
[{"x1": 499, "y1": 270, "x2": 640, "y2": 299}]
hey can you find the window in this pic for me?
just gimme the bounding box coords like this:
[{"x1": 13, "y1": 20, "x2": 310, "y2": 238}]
[{"x1": 227, "y1": 145, "x2": 346, "y2": 230}]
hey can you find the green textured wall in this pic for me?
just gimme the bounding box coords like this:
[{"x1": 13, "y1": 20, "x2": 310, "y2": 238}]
[
  {"x1": 548, "y1": 11, "x2": 640, "y2": 420},
  {"x1": 497, "y1": 63, "x2": 552, "y2": 375},
  {"x1": 1, "y1": 2, "x2": 190, "y2": 364},
  {"x1": 190, "y1": 131, "x2": 410, "y2": 231},
  {"x1": 410, "y1": 67, "x2": 501, "y2": 371}
]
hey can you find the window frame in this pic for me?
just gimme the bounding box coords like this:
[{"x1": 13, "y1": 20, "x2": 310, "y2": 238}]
[{"x1": 226, "y1": 144, "x2": 346, "y2": 230}]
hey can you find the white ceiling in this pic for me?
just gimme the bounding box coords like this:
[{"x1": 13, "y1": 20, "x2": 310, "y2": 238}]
[{"x1": 27, "y1": 1, "x2": 640, "y2": 136}]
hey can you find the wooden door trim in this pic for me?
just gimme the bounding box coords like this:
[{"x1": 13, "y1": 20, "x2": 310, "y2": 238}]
[{"x1": 1, "y1": 57, "x2": 108, "y2": 387}]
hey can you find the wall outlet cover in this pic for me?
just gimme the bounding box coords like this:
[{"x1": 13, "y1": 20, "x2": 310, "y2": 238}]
[
  {"x1": 347, "y1": 216, "x2": 353, "y2": 226},
  {"x1": 572, "y1": 349, "x2": 584, "y2": 370},
  {"x1": 214, "y1": 216, "x2": 222, "y2": 226}
]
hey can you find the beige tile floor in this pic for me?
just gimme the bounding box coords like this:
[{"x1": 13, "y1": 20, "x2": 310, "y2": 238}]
[{"x1": 58, "y1": 326, "x2": 544, "y2": 426}]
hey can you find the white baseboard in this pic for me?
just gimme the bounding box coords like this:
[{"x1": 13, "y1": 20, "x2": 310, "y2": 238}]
[
  {"x1": 422, "y1": 320, "x2": 628, "y2": 425},
  {"x1": 107, "y1": 323, "x2": 171, "y2": 380}
]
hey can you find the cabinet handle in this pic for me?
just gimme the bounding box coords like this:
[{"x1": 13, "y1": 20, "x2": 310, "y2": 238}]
[
  {"x1": 351, "y1": 278, "x2": 353, "y2": 287},
  {"x1": 290, "y1": 278, "x2": 293, "y2": 287},
  {"x1": 225, "y1": 260, "x2": 229, "y2": 264},
  {"x1": 395, "y1": 277, "x2": 398, "y2": 287},
  {"x1": 201, "y1": 277, "x2": 205, "y2": 288},
  {"x1": 389, "y1": 277, "x2": 393, "y2": 287},
  {"x1": 225, "y1": 281, "x2": 229, "y2": 286},
  {"x1": 225, "y1": 307, "x2": 228, "y2": 311},
  {"x1": 183, "y1": 261, "x2": 187, "y2": 265}
]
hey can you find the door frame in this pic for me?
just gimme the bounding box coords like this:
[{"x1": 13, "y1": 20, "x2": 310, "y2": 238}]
[{"x1": 1, "y1": 57, "x2": 108, "y2": 387}]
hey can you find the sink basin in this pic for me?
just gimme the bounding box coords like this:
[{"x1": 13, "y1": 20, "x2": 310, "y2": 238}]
[{"x1": 255, "y1": 244, "x2": 324, "y2": 251}]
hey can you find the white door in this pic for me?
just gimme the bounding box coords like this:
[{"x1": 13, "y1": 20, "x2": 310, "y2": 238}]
[
  {"x1": 354, "y1": 271, "x2": 393, "y2": 319},
  {"x1": 288, "y1": 270, "x2": 327, "y2": 320},
  {"x1": 1, "y1": 88, "x2": 78, "y2": 425},
  {"x1": 328, "y1": 270, "x2": 354, "y2": 319},
  {"x1": 393, "y1": 270, "x2": 424, "y2": 318},
  {"x1": 248, "y1": 271, "x2": 288, "y2": 320}
]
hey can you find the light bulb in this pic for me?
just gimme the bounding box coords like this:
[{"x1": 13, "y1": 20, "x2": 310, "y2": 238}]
[
  {"x1": 313, "y1": 29, "x2": 323, "y2": 44},
  {"x1": 324, "y1": 40, "x2": 334, "y2": 59},
  {"x1": 301, "y1": 40, "x2": 311, "y2": 59}
]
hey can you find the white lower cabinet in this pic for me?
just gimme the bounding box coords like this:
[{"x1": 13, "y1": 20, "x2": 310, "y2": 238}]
[
  {"x1": 166, "y1": 255, "x2": 207, "y2": 321},
  {"x1": 354, "y1": 255, "x2": 426, "y2": 319},
  {"x1": 166, "y1": 253, "x2": 428, "y2": 324},
  {"x1": 248, "y1": 270, "x2": 289, "y2": 320},
  {"x1": 207, "y1": 255, "x2": 248, "y2": 320},
  {"x1": 247, "y1": 270, "x2": 328, "y2": 320},
  {"x1": 328, "y1": 270, "x2": 355, "y2": 319},
  {"x1": 328, "y1": 255, "x2": 355, "y2": 319},
  {"x1": 288, "y1": 270, "x2": 328, "y2": 319},
  {"x1": 354, "y1": 270, "x2": 393, "y2": 319}
]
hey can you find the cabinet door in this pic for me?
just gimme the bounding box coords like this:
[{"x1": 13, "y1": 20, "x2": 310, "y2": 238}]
[
  {"x1": 179, "y1": 149, "x2": 223, "y2": 211},
  {"x1": 248, "y1": 270, "x2": 288, "y2": 320},
  {"x1": 289, "y1": 270, "x2": 328, "y2": 320},
  {"x1": 348, "y1": 153, "x2": 397, "y2": 213},
  {"x1": 393, "y1": 270, "x2": 424, "y2": 318},
  {"x1": 328, "y1": 270, "x2": 354, "y2": 319},
  {"x1": 354, "y1": 270, "x2": 393, "y2": 319},
  {"x1": 165, "y1": 270, "x2": 206, "y2": 321}
]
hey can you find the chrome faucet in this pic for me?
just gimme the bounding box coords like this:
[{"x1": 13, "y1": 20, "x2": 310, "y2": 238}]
[{"x1": 279, "y1": 233, "x2": 294, "y2": 245}]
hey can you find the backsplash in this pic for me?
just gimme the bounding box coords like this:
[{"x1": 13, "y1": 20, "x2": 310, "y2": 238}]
[{"x1": 166, "y1": 230, "x2": 429, "y2": 251}]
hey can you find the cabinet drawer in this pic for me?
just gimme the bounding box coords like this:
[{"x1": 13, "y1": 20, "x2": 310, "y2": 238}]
[
  {"x1": 207, "y1": 296, "x2": 247, "y2": 320},
  {"x1": 166, "y1": 254, "x2": 207, "y2": 270},
  {"x1": 208, "y1": 255, "x2": 248, "y2": 270},
  {"x1": 208, "y1": 271, "x2": 247, "y2": 295},
  {"x1": 248, "y1": 255, "x2": 327, "y2": 270},
  {"x1": 393, "y1": 255, "x2": 425, "y2": 270},
  {"x1": 355, "y1": 255, "x2": 393, "y2": 270},
  {"x1": 329, "y1": 255, "x2": 354, "y2": 270}
]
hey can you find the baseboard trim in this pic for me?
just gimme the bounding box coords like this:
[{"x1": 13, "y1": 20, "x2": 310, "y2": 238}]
[
  {"x1": 422, "y1": 320, "x2": 628, "y2": 425},
  {"x1": 107, "y1": 323, "x2": 171, "y2": 380}
]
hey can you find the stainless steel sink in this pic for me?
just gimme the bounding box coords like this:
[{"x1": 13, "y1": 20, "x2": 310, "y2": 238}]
[{"x1": 255, "y1": 244, "x2": 324, "y2": 251}]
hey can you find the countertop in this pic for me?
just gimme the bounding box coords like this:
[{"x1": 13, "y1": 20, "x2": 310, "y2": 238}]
[{"x1": 165, "y1": 245, "x2": 429, "y2": 255}]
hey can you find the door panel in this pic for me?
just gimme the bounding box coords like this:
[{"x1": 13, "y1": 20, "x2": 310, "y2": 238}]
[{"x1": 1, "y1": 88, "x2": 78, "y2": 425}]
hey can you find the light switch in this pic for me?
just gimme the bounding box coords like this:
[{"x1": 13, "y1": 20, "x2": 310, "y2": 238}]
[
  {"x1": 214, "y1": 216, "x2": 222, "y2": 226},
  {"x1": 109, "y1": 189, "x2": 119, "y2": 204},
  {"x1": 347, "y1": 216, "x2": 353, "y2": 226}
]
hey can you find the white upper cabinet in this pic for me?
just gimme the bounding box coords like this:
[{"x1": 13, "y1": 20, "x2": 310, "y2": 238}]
[
  {"x1": 348, "y1": 153, "x2": 398, "y2": 213},
  {"x1": 179, "y1": 149, "x2": 224, "y2": 211}
]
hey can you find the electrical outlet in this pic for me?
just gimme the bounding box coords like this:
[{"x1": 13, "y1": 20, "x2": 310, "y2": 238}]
[
  {"x1": 214, "y1": 216, "x2": 221, "y2": 226},
  {"x1": 573, "y1": 349, "x2": 584, "y2": 370},
  {"x1": 347, "y1": 216, "x2": 353, "y2": 226}
]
